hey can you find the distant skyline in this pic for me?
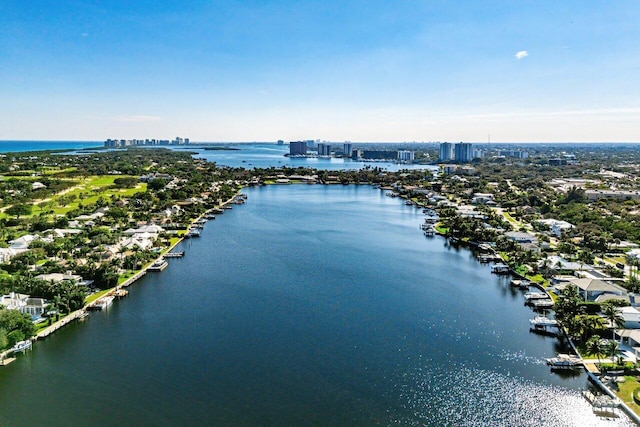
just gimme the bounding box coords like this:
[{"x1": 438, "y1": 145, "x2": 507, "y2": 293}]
[{"x1": 1, "y1": 1, "x2": 639, "y2": 142}]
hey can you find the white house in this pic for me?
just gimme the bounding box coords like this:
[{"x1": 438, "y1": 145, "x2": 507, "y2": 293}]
[
  {"x1": 0, "y1": 247, "x2": 18, "y2": 263},
  {"x1": 0, "y1": 292, "x2": 29, "y2": 311},
  {"x1": 8, "y1": 234, "x2": 40, "y2": 251},
  {"x1": 537, "y1": 219, "x2": 575, "y2": 237},
  {"x1": 620, "y1": 306, "x2": 640, "y2": 329},
  {"x1": 35, "y1": 272, "x2": 94, "y2": 287},
  {"x1": 23, "y1": 297, "x2": 49, "y2": 319}
]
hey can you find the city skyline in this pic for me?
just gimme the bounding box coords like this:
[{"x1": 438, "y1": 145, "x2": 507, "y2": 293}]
[{"x1": 1, "y1": 1, "x2": 639, "y2": 142}]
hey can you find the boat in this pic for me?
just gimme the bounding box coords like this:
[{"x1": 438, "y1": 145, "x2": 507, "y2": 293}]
[
  {"x1": 524, "y1": 292, "x2": 549, "y2": 300},
  {"x1": 11, "y1": 340, "x2": 32, "y2": 354},
  {"x1": 89, "y1": 295, "x2": 115, "y2": 311},
  {"x1": 529, "y1": 316, "x2": 558, "y2": 327},
  {"x1": 531, "y1": 299, "x2": 554, "y2": 309},
  {"x1": 78, "y1": 311, "x2": 90, "y2": 321},
  {"x1": 113, "y1": 289, "x2": 129, "y2": 298},
  {"x1": 148, "y1": 259, "x2": 169, "y2": 271},
  {"x1": 546, "y1": 354, "x2": 582, "y2": 368},
  {"x1": 491, "y1": 264, "x2": 510, "y2": 274},
  {"x1": 510, "y1": 279, "x2": 531, "y2": 289}
]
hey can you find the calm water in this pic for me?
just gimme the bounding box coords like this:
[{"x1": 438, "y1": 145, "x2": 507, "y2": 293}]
[
  {"x1": 181, "y1": 143, "x2": 435, "y2": 171},
  {"x1": 0, "y1": 140, "x2": 102, "y2": 153},
  {"x1": 0, "y1": 185, "x2": 631, "y2": 426}
]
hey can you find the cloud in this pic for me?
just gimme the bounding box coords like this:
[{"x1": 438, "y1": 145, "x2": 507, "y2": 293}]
[
  {"x1": 515, "y1": 50, "x2": 528, "y2": 60},
  {"x1": 81, "y1": 32, "x2": 89, "y2": 37}
]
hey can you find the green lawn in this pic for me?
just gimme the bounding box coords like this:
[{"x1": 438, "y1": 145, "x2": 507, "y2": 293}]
[
  {"x1": 616, "y1": 376, "x2": 640, "y2": 417},
  {"x1": 28, "y1": 175, "x2": 147, "y2": 217}
]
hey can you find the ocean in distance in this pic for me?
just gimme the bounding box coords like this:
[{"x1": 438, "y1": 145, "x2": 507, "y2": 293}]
[
  {"x1": 0, "y1": 185, "x2": 631, "y2": 426},
  {"x1": 0, "y1": 140, "x2": 103, "y2": 153}
]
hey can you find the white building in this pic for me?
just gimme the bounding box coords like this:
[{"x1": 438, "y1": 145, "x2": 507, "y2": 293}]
[
  {"x1": 537, "y1": 219, "x2": 575, "y2": 237},
  {"x1": 397, "y1": 150, "x2": 415, "y2": 162}
]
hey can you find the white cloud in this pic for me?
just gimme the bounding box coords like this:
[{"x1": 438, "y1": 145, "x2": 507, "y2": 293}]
[{"x1": 515, "y1": 50, "x2": 528, "y2": 60}]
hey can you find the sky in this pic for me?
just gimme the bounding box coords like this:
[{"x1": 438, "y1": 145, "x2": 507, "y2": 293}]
[{"x1": 1, "y1": 1, "x2": 639, "y2": 143}]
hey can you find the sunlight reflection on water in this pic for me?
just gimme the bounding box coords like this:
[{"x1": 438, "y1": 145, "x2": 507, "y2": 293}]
[{"x1": 395, "y1": 366, "x2": 635, "y2": 426}]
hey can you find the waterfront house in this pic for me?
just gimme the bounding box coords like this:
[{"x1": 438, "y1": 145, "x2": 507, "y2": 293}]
[
  {"x1": 23, "y1": 297, "x2": 49, "y2": 319},
  {"x1": 0, "y1": 292, "x2": 29, "y2": 311},
  {"x1": 568, "y1": 277, "x2": 628, "y2": 302},
  {"x1": 34, "y1": 272, "x2": 94, "y2": 287}
]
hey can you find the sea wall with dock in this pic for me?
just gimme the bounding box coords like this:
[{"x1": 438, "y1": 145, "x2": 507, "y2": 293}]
[{"x1": 0, "y1": 192, "x2": 243, "y2": 366}]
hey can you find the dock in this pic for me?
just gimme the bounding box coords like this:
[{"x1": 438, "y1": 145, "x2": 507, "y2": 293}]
[{"x1": 164, "y1": 251, "x2": 184, "y2": 258}]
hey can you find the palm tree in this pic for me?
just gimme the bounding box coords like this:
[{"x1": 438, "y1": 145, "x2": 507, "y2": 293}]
[
  {"x1": 605, "y1": 340, "x2": 620, "y2": 365},
  {"x1": 601, "y1": 302, "x2": 625, "y2": 339},
  {"x1": 586, "y1": 335, "x2": 604, "y2": 367}
]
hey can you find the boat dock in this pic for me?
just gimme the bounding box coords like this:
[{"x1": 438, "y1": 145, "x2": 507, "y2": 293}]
[{"x1": 164, "y1": 251, "x2": 184, "y2": 258}]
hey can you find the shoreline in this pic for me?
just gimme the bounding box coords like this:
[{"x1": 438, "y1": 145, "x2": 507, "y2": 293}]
[{"x1": 0, "y1": 191, "x2": 242, "y2": 364}]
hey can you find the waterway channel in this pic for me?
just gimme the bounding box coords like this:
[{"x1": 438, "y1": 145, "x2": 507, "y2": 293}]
[{"x1": 0, "y1": 185, "x2": 632, "y2": 425}]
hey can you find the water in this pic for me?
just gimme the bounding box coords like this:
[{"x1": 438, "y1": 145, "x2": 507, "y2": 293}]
[
  {"x1": 182, "y1": 143, "x2": 435, "y2": 171},
  {"x1": 0, "y1": 185, "x2": 631, "y2": 426},
  {"x1": 0, "y1": 141, "x2": 102, "y2": 153}
]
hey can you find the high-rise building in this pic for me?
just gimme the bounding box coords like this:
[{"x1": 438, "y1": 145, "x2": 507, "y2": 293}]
[
  {"x1": 317, "y1": 143, "x2": 331, "y2": 156},
  {"x1": 439, "y1": 142, "x2": 454, "y2": 161},
  {"x1": 343, "y1": 143, "x2": 352, "y2": 158},
  {"x1": 454, "y1": 142, "x2": 473, "y2": 163},
  {"x1": 289, "y1": 141, "x2": 307, "y2": 156},
  {"x1": 397, "y1": 150, "x2": 415, "y2": 162}
]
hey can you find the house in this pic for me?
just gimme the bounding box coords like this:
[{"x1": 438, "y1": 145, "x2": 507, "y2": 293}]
[
  {"x1": 8, "y1": 234, "x2": 40, "y2": 251},
  {"x1": 23, "y1": 298, "x2": 49, "y2": 319},
  {"x1": 568, "y1": 277, "x2": 628, "y2": 302},
  {"x1": 120, "y1": 236, "x2": 154, "y2": 251},
  {"x1": 0, "y1": 247, "x2": 18, "y2": 263},
  {"x1": 537, "y1": 219, "x2": 575, "y2": 237},
  {"x1": 124, "y1": 224, "x2": 164, "y2": 235},
  {"x1": 32, "y1": 181, "x2": 47, "y2": 190},
  {"x1": 0, "y1": 292, "x2": 29, "y2": 311},
  {"x1": 620, "y1": 306, "x2": 640, "y2": 329},
  {"x1": 539, "y1": 255, "x2": 589, "y2": 272},
  {"x1": 44, "y1": 228, "x2": 83, "y2": 239},
  {"x1": 471, "y1": 193, "x2": 496, "y2": 205},
  {"x1": 35, "y1": 272, "x2": 94, "y2": 287},
  {"x1": 505, "y1": 231, "x2": 537, "y2": 244}
]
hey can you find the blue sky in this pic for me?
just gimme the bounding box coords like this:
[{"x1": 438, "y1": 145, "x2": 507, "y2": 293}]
[{"x1": 1, "y1": 1, "x2": 639, "y2": 142}]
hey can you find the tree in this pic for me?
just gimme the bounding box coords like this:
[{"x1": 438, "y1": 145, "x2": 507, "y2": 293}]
[
  {"x1": 586, "y1": 335, "x2": 604, "y2": 366},
  {"x1": 600, "y1": 302, "x2": 625, "y2": 339},
  {"x1": 0, "y1": 308, "x2": 35, "y2": 349},
  {"x1": 605, "y1": 340, "x2": 620, "y2": 365},
  {"x1": 5, "y1": 203, "x2": 32, "y2": 219}
]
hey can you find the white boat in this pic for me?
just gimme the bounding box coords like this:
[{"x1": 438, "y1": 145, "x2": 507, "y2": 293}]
[
  {"x1": 546, "y1": 354, "x2": 582, "y2": 368},
  {"x1": 529, "y1": 316, "x2": 558, "y2": 327},
  {"x1": 92, "y1": 295, "x2": 115, "y2": 311},
  {"x1": 11, "y1": 340, "x2": 32, "y2": 354},
  {"x1": 148, "y1": 259, "x2": 169, "y2": 271},
  {"x1": 531, "y1": 299, "x2": 554, "y2": 308},
  {"x1": 510, "y1": 279, "x2": 531, "y2": 288},
  {"x1": 524, "y1": 292, "x2": 549, "y2": 300}
]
